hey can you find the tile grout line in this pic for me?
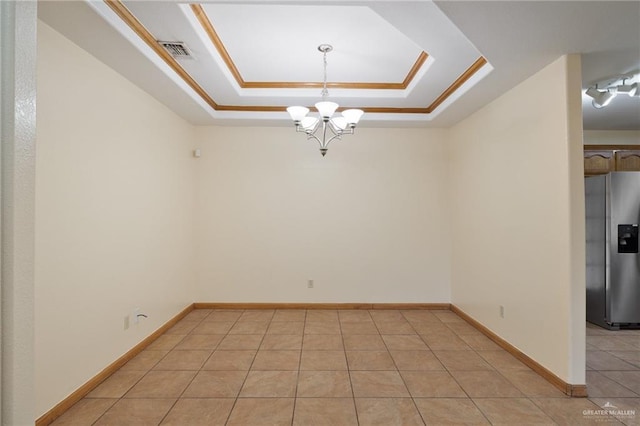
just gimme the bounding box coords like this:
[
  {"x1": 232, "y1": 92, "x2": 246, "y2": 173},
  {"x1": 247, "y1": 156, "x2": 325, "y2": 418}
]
[
  {"x1": 55, "y1": 310, "x2": 640, "y2": 425},
  {"x1": 206, "y1": 308, "x2": 247, "y2": 426},
  {"x1": 89, "y1": 309, "x2": 212, "y2": 425},
  {"x1": 393, "y1": 310, "x2": 428, "y2": 425},
  {"x1": 435, "y1": 314, "x2": 567, "y2": 424},
  {"x1": 427, "y1": 313, "x2": 494, "y2": 425},
  {"x1": 339, "y1": 311, "x2": 361, "y2": 426},
  {"x1": 154, "y1": 309, "x2": 217, "y2": 425},
  {"x1": 290, "y1": 309, "x2": 308, "y2": 426},
  {"x1": 588, "y1": 370, "x2": 640, "y2": 398},
  {"x1": 226, "y1": 309, "x2": 273, "y2": 424}
]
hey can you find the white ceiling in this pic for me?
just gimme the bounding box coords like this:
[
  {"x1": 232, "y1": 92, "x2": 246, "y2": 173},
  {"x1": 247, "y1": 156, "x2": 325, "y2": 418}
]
[{"x1": 38, "y1": 0, "x2": 640, "y2": 130}]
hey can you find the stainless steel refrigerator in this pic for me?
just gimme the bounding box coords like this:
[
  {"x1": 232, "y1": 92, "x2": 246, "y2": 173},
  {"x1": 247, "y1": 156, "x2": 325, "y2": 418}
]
[{"x1": 586, "y1": 172, "x2": 640, "y2": 329}]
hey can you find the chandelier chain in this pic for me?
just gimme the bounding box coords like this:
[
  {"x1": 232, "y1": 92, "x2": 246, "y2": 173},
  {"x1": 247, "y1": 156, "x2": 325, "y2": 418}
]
[{"x1": 321, "y1": 50, "x2": 329, "y2": 99}]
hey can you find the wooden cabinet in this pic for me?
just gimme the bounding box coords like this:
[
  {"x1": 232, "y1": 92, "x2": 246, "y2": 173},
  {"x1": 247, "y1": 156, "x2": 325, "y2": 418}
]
[
  {"x1": 615, "y1": 150, "x2": 640, "y2": 171},
  {"x1": 584, "y1": 151, "x2": 615, "y2": 175},
  {"x1": 584, "y1": 146, "x2": 640, "y2": 175}
]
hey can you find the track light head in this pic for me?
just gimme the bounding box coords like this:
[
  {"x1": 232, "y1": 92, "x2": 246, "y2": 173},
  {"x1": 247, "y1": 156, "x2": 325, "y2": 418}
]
[
  {"x1": 617, "y1": 82, "x2": 639, "y2": 97},
  {"x1": 586, "y1": 87, "x2": 617, "y2": 109}
]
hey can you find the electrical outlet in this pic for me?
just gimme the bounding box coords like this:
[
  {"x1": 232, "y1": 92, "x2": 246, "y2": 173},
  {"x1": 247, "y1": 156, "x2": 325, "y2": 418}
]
[
  {"x1": 124, "y1": 315, "x2": 130, "y2": 330},
  {"x1": 499, "y1": 305, "x2": 505, "y2": 318},
  {"x1": 307, "y1": 279, "x2": 314, "y2": 289}
]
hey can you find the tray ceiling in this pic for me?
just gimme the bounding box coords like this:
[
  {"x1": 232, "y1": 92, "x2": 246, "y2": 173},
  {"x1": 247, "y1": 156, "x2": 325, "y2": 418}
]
[
  {"x1": 44, "y1": 0, "x2": 491, "y2": 124},
  {"x1": 38, "y1": 1, "x2": 640, "y2": 129}
]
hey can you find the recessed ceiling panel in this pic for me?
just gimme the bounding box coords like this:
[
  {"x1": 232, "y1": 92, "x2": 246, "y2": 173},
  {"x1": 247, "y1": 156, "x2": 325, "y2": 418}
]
[{"x1": 200, "y1": 4, "x2": 423, "y2": 84}]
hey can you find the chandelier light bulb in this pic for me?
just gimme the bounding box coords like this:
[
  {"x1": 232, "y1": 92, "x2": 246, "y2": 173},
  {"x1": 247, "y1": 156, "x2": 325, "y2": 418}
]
[
  {"x1": 342, "y1": 109, "x2": 364, "y2": 125},
  {"x1": 315, "y1": 101, "x2": 339, "y2": 119},
  {"x1": 301, "y1": 116, "x2": 318, "y2": 132},
  {"x1": 286, "y1": 106, "x2": 309, "y2": 122},
  {"x1": 330, "y1": 116, "x2": 348, "y2": 131}
]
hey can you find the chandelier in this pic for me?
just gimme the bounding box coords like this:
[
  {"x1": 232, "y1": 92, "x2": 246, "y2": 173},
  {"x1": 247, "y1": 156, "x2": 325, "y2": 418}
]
[{"x1": 286, "y1": 44, "x2": 364, "y2": 157}]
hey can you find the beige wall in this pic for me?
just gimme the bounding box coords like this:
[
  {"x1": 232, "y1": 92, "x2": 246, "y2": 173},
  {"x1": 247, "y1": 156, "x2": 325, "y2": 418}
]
[
  {"x1": 584, "y1": 130, "x2": 640, "y2": 145},
  {"x1": 193, "y1": 126, "x2": 451, "y2": 303},
  {"x1": 35, "y1": 22, "x2": 197, "y2": 416},
  {"x1": 34, "y1": 21, "x2": 589, "y2": 417},
  {"x1": 448, "y1": 55, "x2": 585, "y2": 384}
]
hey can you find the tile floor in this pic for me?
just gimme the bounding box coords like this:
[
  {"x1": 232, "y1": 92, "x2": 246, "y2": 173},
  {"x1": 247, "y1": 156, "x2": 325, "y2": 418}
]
[
  {"x1": 50, "y1": 309, "x2": 640, "y2": 425},
  {"x1": 585, "y1": 321, "x2": 640, "y2": 425}
]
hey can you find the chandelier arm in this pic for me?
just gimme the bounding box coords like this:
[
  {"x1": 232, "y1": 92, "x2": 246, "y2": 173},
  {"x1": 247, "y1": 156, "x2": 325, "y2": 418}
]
[
  {"x1": 310, "y1": 121, "x2": 337, "y2": 149},
  {"x1": 321, "y1": 122, "x2": 345, "y2": 148},
  {"x1": 323, "y1": 133, "x2": 344, "y2": 148},
  {"x1": 327, "y1": 121, "x2": 341, "y2": 136},
  {"x1": 294, "y1": 125, "x2": 310, "y2": 136},
  {"x1": 294, "y1": 119, "x2": 320, "y2": 135},
  {"x1": 304, "y1": 132, "x2": 323, "y2": 146}
]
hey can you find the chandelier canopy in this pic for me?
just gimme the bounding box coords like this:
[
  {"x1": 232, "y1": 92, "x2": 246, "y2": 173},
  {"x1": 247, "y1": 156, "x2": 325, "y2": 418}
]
[{"x1": 287, "y1": 44, "x2": 364, "y2": 157}]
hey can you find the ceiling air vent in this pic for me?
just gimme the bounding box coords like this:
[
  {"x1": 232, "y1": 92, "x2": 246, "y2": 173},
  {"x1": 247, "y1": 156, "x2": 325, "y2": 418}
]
[{"x1": 158, "y1": 41, "x2": 194, "y2": 60}]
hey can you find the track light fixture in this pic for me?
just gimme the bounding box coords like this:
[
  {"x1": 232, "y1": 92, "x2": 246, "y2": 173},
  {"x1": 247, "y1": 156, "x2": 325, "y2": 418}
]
[{"x1": 585, "y1": 74, "x2": 640, "y2": 109}]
